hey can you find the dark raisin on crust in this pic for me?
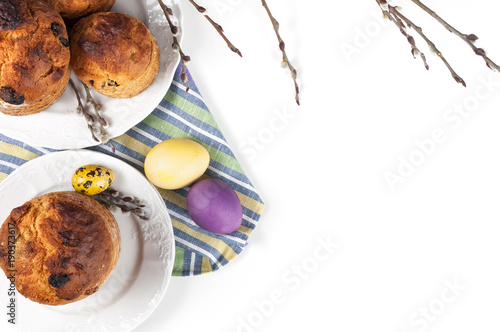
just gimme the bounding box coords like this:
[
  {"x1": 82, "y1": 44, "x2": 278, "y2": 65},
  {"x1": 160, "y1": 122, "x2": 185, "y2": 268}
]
[
  {"x1": 59, "y1": 37, "x2": 69, "y2": 47},
  {"x1": 51, "y1": 22, "x2": 62, "y2": 36},
  {"x1": 0, "y1": 0, "x2": 20, "y2": 32},
  {"x1": 107, "y1": 79, "x2": 119, "y2": 87},
  {"x1": 0, "y1": 86, "x2": 25, "y2": 105},
  {"x1": 89, "y1": 80, "x2": 94, "y2": 86},
  {"x1": 51, "y1": 22, "x2": 69, "y2": 48},
  {"x1": 48, "y1": 273, "x2": 70, "y2": 288}
]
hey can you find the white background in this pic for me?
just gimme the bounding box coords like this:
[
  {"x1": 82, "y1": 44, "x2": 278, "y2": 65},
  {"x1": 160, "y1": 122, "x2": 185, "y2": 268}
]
[
  {"x1": 5, "y1": 0, "x2": 500, "y2": 331},
  {"x1": 146, "y1": 0, "x2": 500, "y2": 331}
]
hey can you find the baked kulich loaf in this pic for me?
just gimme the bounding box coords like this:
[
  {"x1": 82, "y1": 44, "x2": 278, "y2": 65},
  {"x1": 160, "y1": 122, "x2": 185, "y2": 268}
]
[
  {"x1": 70, "y1": 12, "x2": 160, "y2": 99},
  {"x1": 0, "y1": 191, "x2": 121, "y2": 305},
  {"x1": 0, "y1": 0, "x2": 71, "y2": 116},
  {"x1": 45, "y1": 0, "x2": 115, "y2": 22}
]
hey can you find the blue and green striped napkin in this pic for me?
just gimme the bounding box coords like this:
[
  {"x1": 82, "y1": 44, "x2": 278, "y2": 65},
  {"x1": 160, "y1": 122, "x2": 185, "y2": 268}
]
[{"x1": 0, "y1": 64, "x2": 264, "y2": 276}]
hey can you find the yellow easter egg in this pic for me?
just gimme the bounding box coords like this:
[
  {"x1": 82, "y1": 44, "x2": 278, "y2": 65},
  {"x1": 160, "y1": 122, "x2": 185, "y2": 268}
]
[{"x1": 144, "y1": 138, "x2": 210, "y2": 190}]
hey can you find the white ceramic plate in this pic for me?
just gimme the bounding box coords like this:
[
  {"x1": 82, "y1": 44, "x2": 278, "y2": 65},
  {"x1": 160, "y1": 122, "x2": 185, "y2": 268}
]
[
  {"x1": 0, "y1": 0, "x2": 182, "y2": 150},
  {"x1": 0, "y1": 150, "x2": 175, "y2": 332}
]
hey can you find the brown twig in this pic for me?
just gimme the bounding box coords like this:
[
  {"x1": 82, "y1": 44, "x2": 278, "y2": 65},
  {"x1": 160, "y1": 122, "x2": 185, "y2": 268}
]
[
  {"x1": 158, "y1": 0, "x2": 191, "y2": 91},
  {"x1": 261, "y1": 0, "x2": 300, "y2": 105},
  {"x1": 376, "y1": 0, "x2": 466, "y2": 87},
  {"x1": 410, "y1": 0, "x2": 500, "y2": 72},
  {"x1": 205, "y1": 16, "x2": 242, "y2": 57},
  {"x1": 187, "y1": 0, "x2": 242, "y2": 57}
]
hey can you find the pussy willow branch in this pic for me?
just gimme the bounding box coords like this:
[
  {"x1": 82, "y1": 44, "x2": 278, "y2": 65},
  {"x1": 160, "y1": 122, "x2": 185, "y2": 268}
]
[
  {"x1": 69, "y1": 78, "x2": 98, "y2": 142},
  {"x1": 68, "y1": 78, "x2": 115, "y2": 152},
  {"x1": 93, "y1": 189, "x2": 149, "y2": 220},
  {"x1": 410, "y1": 0, "x2": 500, "y2": 72},
  {"x1": 188, "y1": 0, "x2": 242, "y2": 56},
  {"x1": 377, "y1": 0, "x2": 466, "y2": 86},
  {"x1": 384, "y1": 5, "x2": 429, "y2": 70},
  {"x1": 158, "y1": 0, "x2": 191, "y2": 91},
  {"x1": 83, "y1": 83, "x2": 115, "y2": 153},
  {"x1": 261, "y1": 0, "x2": 300, "y2": 105},
  {"x1": 83, "y1": 83, "x2": 107, "y2": 129},
  {"x1": 392, "y1": 6, "x2": 466, "y2": 86}
]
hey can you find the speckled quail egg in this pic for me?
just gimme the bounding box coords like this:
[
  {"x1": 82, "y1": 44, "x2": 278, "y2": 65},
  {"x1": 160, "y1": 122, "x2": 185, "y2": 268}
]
[{"x1": 72, "y1": 164, "x2": 114, "y2": 195}]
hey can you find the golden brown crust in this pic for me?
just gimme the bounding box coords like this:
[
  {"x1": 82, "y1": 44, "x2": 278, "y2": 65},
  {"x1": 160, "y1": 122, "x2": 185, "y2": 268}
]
[
  {"x1": 70, "y1": 12, "x2": 160, "y2": 99},
  {"x1": 44, "y1": 0, "x2": 115, "y2": 22},
  {"x1": 0, "y1": 191, "x2": 120, "y2": 305},
  {"x1": 0, "y1": 0, "x2": 71, "y2": 116}
]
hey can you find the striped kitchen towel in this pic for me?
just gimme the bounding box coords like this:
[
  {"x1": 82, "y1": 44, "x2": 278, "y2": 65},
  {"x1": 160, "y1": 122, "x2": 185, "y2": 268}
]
[{"x1": 0, "y1": 64, "x2": 265, "y2": 276}]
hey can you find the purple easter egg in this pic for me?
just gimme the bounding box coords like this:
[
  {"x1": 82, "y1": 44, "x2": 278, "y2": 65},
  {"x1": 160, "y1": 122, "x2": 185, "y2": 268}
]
[{"x1": 186, "y1": 179, "x2": 243, "y2": 235}]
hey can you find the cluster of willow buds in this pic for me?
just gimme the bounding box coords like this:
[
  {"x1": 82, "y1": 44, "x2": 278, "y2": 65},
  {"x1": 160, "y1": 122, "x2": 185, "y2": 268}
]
[
  {"x1": 92, "y1": 189, "x2": 149, "y2": 220},
  {"x1": 377, "y1": 0, "x2": 500, "y2": 87},
  {"x1": 69, "y1": 78, "x2": 116, "y2": 152},
  {"x1": 158, "y1": 0, "x2": 300, "y2": 104}
]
